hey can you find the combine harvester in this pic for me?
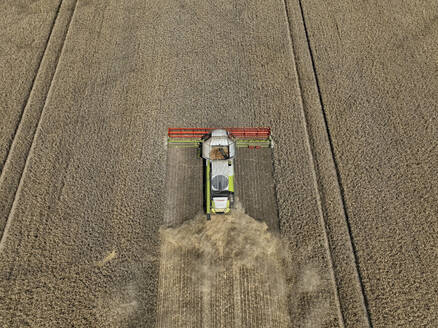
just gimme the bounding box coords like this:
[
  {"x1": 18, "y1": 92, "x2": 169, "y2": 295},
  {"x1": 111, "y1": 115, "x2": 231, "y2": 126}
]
[{"x1": 168, "y1": 128, "x2": 272, "y2": 220}]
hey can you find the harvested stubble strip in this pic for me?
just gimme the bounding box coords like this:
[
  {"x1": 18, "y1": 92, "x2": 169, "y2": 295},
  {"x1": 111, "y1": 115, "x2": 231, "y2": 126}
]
[{"x1": 157, "y1": 210, "x2": 291, "y2": 328}]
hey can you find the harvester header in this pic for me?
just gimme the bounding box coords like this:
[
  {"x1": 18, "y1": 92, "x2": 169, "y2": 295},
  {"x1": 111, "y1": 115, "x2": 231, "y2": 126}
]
[{"x1": 168, "y1": 127, "x2": 272, "y2": 148}]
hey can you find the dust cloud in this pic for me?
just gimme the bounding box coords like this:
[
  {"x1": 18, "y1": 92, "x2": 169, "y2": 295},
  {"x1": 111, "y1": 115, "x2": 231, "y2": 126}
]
[
  {"x1": 156, "y1": 208, "x2": 292, "y2": 327},
  {"x1": 95, "y1": 281, "x2": 138, "y2": 328}
]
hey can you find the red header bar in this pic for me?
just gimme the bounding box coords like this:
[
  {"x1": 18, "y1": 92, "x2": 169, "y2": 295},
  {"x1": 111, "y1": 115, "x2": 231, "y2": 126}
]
[{"x1": 168, "y1": 128, "x2": 270, "y2": 139}]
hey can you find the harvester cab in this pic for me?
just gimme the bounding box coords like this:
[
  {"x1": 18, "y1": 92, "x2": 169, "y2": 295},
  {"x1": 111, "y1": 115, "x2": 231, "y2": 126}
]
[{"x1": 168, "y1": 127, "x2": 272, "y2": 220}]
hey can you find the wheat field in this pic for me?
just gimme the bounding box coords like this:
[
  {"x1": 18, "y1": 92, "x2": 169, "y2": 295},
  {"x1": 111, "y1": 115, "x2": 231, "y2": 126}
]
[{"x1": 0, "y1": 0, "x2": 436, "y2": 327}]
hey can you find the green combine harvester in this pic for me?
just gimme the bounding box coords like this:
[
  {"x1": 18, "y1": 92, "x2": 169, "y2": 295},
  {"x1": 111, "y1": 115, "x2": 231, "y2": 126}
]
[{"x1": 168, "y1": 128, "x2": 272, "y2": 220}]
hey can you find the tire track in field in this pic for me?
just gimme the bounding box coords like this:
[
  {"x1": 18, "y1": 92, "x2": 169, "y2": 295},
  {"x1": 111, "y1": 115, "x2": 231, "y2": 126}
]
[
  {"x1": 0, "y1": 0, "x2": 78, "y2": 245},
  {"x1": 281, "y1": 0, "x2": 372, "y2": 326},
  {"x1": 156, "y1": 211, "x2": 291, "y2": 328},
  {"x1": 292, "y1": 4, "x2": 373, "y2": 325},
  {"x1": 0, "y1": 3, "x2": 79, "y2": 322},
  {"x1": 0, "y1": 0, "x2": 62, "y2": 175}
]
